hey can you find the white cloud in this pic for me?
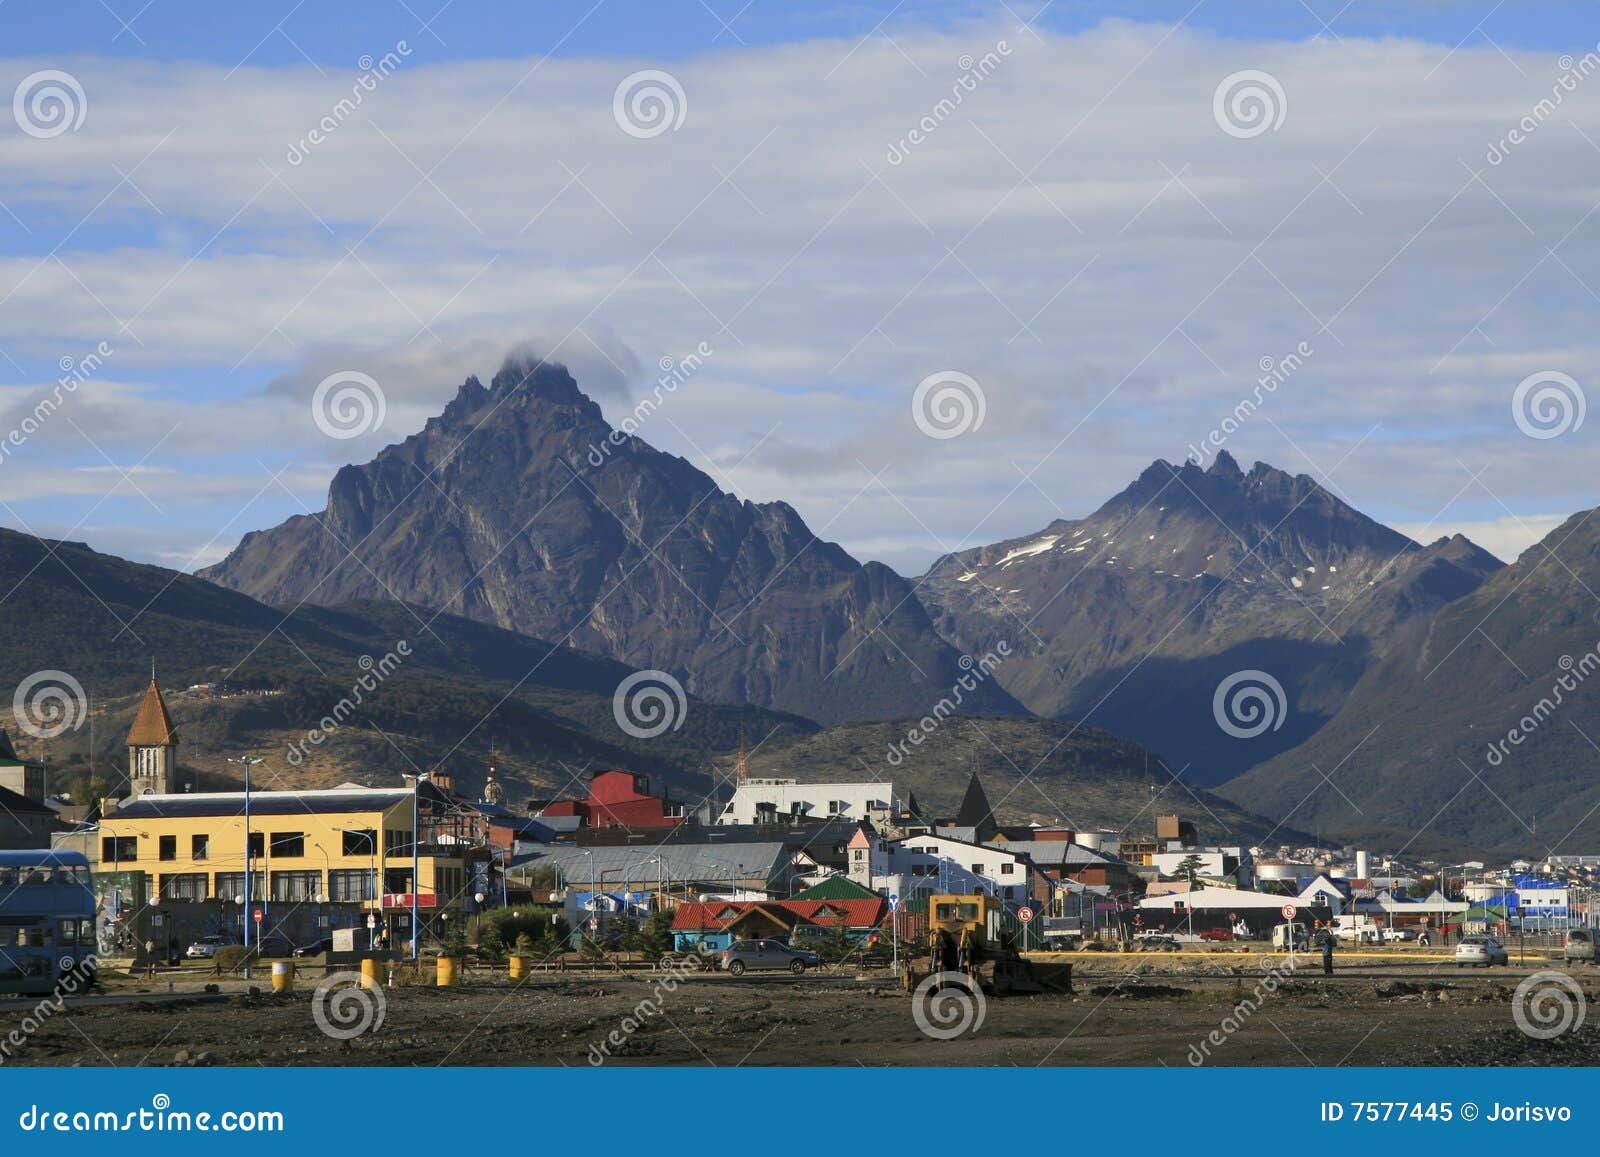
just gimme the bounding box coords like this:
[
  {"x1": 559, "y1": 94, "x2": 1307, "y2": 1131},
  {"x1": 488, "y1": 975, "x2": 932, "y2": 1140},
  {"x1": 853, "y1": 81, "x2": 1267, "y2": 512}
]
[{"x1": 1, "y1": 19, "x2": 1597, "y2": 575}]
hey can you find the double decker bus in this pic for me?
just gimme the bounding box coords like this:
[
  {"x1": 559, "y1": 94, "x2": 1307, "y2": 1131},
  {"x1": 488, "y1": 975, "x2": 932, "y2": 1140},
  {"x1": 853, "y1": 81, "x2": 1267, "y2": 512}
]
[{"x1": 0, "y1": 850, "x2": 98, "y2": 995}]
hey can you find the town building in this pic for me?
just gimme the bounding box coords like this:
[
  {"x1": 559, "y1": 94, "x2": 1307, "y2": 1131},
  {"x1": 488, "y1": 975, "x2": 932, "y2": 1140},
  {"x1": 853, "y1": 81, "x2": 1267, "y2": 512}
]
[
  {"x1": 719, "y1": 777, "x2": 901, "y2": 827},
  {"x1": 669, "y1": 896, "x2": 887, "y2": 954},
  {"x1": 96, "y1": 777, "x2": 498, "y2": 952},
  {"x1": 536, "y1": 769, "x2": 688, "y2": 829},
  {"x1": 848, "y1": 828, "x2": 1035, "y2": 903},
  {"x1": 0, "y1": 783, "x2": 55, "y2": 849},
  {"x1": 127, "y1": 674, "x2": 179, "y2": 797},
  {"x1": 0, "y1": 728, "x2": 46, "y2": 802}
]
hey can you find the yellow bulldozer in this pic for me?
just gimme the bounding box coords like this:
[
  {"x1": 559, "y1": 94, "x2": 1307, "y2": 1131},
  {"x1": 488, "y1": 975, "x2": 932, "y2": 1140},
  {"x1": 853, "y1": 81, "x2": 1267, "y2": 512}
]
[{"x1": 914, "y1": 892, "x2": 1073, "y2": 996}]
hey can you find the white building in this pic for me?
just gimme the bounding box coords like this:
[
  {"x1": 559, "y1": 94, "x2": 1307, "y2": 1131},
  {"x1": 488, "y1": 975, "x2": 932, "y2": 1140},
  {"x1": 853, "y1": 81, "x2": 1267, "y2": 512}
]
[
  {"x1": 848, "y1": 830, "x2": 1032, "y2": 903},
  {"x1": 1150, "y1": 846, "x2": 1253, "y2": 887},
  {"x1": 720, "y1": 778, "x2": 897, "y2": 826}
]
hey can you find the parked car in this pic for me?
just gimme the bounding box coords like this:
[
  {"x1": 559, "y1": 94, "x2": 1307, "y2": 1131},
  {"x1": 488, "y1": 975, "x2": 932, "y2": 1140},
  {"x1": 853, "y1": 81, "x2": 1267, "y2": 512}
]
[
  {"x1": 185, "y1": 935, "x2": 234, "y2": 959},
  {"x1": 1381, "y1": 928, "x2": 1417, "y2": 943},
  {"x1": 1133, "y1": 932, "x2": 1180, "y2": 952},
  {"x1": 1198, "y1": 929, "x2": 1235, "y2": 941},
  {"x1": 720, "y1": 939, "x2": 821, "y2": 976},
  {"x1": 293, "y1": 936, "x2": 333, "y2": 958},
  {"x1": 1564, "y1": 929, "x2": 1597, "y2": 964},
  {"x1": 1455, "y1": 936, "x2": 1510, "y2": 967}
]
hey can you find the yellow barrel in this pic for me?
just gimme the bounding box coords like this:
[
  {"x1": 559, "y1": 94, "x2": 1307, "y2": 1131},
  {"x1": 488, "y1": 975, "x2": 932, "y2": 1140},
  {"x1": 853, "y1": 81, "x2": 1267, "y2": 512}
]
[
  {"x1": 509, "y1": 955, "x2": 527, "y2": 981},
  {"x1": 360, "y1": 956, "x2": 381, "y2": 990},
  {"x1": 271, "y1": 960, "x2": 293, "y2": 992},
  {"x1": 436, "y1": 955, "x2": 456, "y2": 987}
]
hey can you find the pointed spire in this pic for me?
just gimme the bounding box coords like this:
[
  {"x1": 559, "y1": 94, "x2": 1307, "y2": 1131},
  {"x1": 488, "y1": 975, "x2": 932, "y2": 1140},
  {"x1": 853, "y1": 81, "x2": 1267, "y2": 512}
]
[{"x1": 127, "y1": 675, "x2": 178, "y2": 747}]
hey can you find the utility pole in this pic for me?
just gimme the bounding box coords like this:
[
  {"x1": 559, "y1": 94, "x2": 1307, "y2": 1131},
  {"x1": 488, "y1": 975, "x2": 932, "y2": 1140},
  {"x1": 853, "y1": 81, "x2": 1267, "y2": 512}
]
[
  {"x1": 228, "y1": 756, "x2": 264, "y2": 968},
  {"x1": 411, "y1": 772, "x2": 431, "y2": 961}
]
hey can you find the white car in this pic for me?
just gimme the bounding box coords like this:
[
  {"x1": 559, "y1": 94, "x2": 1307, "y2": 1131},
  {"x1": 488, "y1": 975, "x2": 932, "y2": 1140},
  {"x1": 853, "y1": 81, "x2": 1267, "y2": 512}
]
[
  {"x1": 1454, "y1": 935, "x2": 1509, "y2": 967},
  {"x1": 185, "y1": 935, "x2": 232, "y2": 959}
]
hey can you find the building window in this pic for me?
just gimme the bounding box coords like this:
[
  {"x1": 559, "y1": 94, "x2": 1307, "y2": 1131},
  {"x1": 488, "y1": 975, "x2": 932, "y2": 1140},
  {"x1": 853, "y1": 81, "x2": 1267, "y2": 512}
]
[
  {"x1": 1001, "y1": 862, "x2": 1015, "y2": 875},
  {"x1": 213, "y1": 872, "x2": 264, "y2": 903},
  {"x1": 158, "y1": 835, "x2": 177, "y2": 861},
  {"x1": 271, "y1": 871, "x2": 321, "y2": 902},
  {"x1": 160, "y1": 873, "x2": 208, "y2": 902},
  {"x1": 329, "y1": 868, "x2": 377, "y2": 902},
  {"x1": 101, "y1": 836, "x2": 137, "y2": 863},
  {"x1": 192, "y1": 834, "x2": 209, "y2": 861},
  {"x1": 383, "y1": 868, "x2": 413, "y2": 896},
  {"x1": 269, "y1": 832, "x2": 305, "y2": 858},
  {"x1": 971, "y1": 863, "x2": 984, "y2": 875},
  {"x1": 384, "y1": 828, "x2": 414, "y2": 859},
  {"x1": 247, "y1": 832, "x2": 264, "y2": 859},
  {"x1": 664, "y1": 801, "x2": 684, "y2": 819},
  {"x1": 341, "y1": 828, "x2": 377, "y2": 857}
]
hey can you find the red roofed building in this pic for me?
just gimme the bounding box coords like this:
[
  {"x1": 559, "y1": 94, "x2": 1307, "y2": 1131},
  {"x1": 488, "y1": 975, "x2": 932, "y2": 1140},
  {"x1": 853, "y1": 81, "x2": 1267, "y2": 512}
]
[
  {"x1": 538, "y1": 769, "x2": 687, "y2": 830},
  {"x1": 669, "y1": 896, "x2": 886, "y2": 952}
]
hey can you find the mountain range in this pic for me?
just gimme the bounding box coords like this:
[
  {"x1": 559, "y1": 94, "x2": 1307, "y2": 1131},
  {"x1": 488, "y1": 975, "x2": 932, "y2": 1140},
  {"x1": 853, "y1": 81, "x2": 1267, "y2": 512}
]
[{"x1": 10, "y1": 353, "x2": 1594, "y2": 855}]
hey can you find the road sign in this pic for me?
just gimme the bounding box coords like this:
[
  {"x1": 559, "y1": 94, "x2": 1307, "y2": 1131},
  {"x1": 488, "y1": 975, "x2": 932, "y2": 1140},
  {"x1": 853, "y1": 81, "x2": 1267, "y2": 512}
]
[
  {"x1": 1281, "y1": 903, "x2": 1297, "y2": 920},
  {"x1": 888, "y1": 893, "x2": 900, "y2": 912},
  {"x1": 366, "y1": 914, "x2": 377, "y2": 928},
  {"x1": 253, "y1": 908, "x2": 263, "y2": 923},
  {"x1": 1017, "y1": 906, "x2": 1035, "y2": 924}
]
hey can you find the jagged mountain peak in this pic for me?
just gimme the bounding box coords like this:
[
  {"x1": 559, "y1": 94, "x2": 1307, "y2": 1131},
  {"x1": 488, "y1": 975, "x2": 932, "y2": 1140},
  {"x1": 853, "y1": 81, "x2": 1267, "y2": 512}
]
[
  {"x1": 919, "y1": 453, "x2": 1503, "y2": 786},
  {"x1": 202, "y1": 353, "x2": 1022, "y2": 726}
]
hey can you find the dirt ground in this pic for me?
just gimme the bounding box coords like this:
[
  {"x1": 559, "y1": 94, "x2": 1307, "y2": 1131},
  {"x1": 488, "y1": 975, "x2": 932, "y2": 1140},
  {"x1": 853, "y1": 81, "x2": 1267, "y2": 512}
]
[{"x1": 6, "y1": 954, "x2": 1599, "y2": 1067}]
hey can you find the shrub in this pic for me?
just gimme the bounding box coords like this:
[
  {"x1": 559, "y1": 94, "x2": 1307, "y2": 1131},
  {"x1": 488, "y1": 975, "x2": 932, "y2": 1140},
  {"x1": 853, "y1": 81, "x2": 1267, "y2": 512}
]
[{"x1": 211, "y1": 946, "x2": 259, "y2": 973}]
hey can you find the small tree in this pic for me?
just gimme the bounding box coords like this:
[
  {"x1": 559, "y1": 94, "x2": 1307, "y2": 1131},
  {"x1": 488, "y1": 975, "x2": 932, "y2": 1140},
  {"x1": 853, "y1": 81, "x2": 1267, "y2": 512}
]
[{"x1": 639, "y1": 910, "x2": 675, "y2": 960}]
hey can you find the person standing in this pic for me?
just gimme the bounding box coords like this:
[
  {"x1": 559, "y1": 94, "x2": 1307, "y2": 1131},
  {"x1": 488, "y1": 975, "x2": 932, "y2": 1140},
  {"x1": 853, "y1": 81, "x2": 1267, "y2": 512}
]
[{"x1": 1320, "y1": 928, "x2": 1335, "y2": 976}]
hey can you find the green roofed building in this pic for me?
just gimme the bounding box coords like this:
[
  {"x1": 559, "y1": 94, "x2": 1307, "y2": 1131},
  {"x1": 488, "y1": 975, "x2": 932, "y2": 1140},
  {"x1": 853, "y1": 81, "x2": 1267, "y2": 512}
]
[{"x1": 794, "y1": 874, "x2": 881, "y2": 902}]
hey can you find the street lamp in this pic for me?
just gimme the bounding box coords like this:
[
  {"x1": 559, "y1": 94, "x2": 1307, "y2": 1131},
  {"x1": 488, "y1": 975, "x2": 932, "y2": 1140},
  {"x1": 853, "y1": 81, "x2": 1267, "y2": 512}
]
[
  {"x1": 411, "y1": 773, "x2": 431, "y2": 961},
  {"x1": 228, "y1": 756, "x2": 264, "y2": 953}
]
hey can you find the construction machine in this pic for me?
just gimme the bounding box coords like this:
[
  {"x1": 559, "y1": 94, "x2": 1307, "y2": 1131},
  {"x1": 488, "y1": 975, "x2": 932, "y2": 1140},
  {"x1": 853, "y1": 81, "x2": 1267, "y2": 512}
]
[{"x1": 914, "y1": 891, "x2": 1073, "y2": 996}]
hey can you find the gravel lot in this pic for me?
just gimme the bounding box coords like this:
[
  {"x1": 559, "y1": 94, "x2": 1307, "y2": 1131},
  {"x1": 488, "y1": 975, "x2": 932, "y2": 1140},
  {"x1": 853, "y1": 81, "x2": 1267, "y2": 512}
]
[{"x1": 4, "y1": 954, "x2": 1598, "y2": 1067}]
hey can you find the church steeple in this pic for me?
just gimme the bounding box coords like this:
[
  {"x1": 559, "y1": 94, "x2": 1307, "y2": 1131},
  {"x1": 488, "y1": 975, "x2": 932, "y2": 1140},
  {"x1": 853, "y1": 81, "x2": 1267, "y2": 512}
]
[{"x1": 127, "y1": 668, "x2": 178, "y2": 796}]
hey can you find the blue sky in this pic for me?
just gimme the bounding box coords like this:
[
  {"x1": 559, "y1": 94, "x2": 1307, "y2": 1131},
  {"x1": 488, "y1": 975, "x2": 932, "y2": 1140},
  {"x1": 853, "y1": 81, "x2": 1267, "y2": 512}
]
[
  {"x1": 4, "y1": 1, "x2": 1598, "y2": 61},
  {"x1": 2, "y1": 1, "x2": 1600, "y2": 573}
]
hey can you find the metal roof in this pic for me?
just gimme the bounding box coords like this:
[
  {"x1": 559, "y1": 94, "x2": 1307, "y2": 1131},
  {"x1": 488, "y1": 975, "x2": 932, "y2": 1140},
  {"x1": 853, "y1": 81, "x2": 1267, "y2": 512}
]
[
  {"x1": 108, "y1": 788, "x2": 410, "y2": 820},
  {"x1": 521, "y1": 842, "x2": 790, "y2": 883}
]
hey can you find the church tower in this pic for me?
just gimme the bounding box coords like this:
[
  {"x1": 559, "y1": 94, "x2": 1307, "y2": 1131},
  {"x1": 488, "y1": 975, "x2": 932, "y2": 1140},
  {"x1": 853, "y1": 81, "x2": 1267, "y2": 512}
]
[{"x1": 127, "y1": 669, "x2": 178, "y2": 796}]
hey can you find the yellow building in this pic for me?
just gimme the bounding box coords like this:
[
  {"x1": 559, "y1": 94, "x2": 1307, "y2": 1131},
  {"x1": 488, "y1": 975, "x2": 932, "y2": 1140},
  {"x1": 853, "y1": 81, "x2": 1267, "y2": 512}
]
[
  {"x1": 98, "y1": 680, "x2": 495, "y2": 951},
  {"x1": 99, "y1": 781, "x2": 482, "y2": 948}
]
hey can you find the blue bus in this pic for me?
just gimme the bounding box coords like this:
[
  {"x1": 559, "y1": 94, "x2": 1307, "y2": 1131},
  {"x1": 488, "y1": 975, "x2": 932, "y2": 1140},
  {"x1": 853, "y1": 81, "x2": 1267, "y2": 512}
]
[{"x1": 0, "y1": 850, "x2": 98, "y2": 995}]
